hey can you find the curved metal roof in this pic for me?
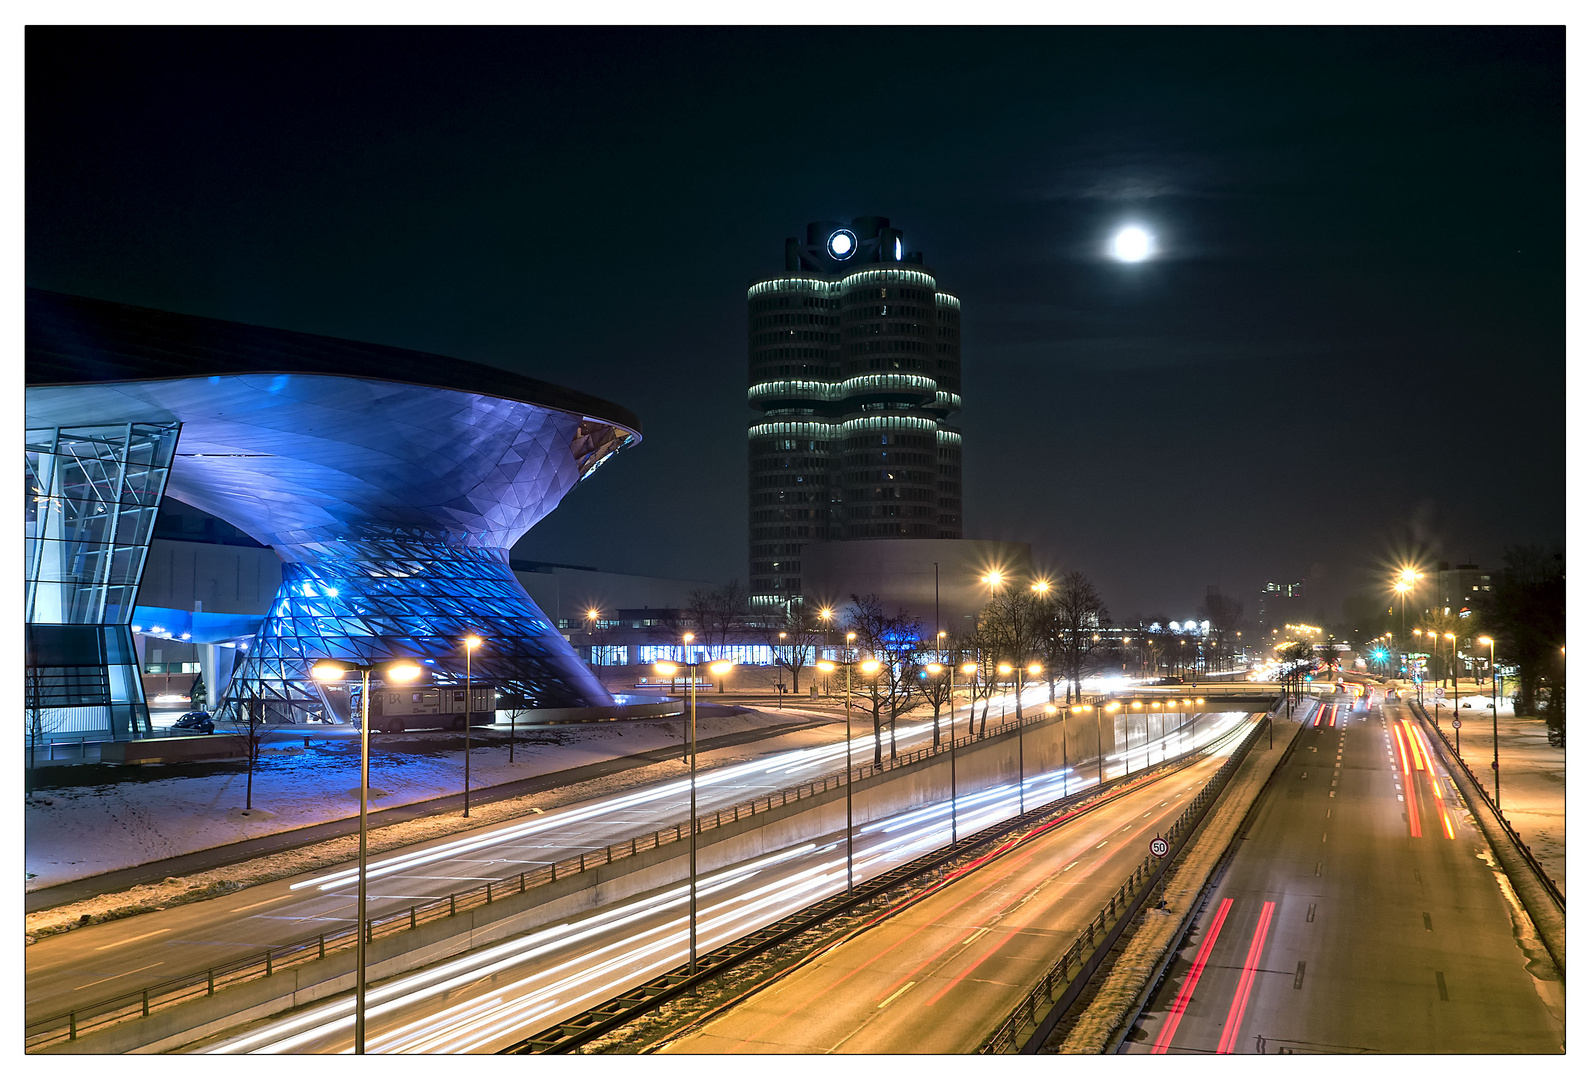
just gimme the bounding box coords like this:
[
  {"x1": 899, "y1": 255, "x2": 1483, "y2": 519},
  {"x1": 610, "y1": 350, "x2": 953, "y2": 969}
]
[{"x1": 25, "y1": 288, "x2": 642, "y2": 435}]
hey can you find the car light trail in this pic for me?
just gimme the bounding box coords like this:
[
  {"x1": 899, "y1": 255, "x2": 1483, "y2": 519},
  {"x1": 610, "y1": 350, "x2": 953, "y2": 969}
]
[
  {"x1": 1151, "y1": 896, "x2": 1234, "y2": 1053},
  {"x1": 209, "y1": 715, "x2": 1259, "y2": 1054},
  {"x1": 1216, "y1": 900, "x2": 1274, "y2": 1054}
]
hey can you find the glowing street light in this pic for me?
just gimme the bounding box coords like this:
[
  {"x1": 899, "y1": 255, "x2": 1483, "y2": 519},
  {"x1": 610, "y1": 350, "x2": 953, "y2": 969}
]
[
  {"x1": 310, "y1": 656, "x2": 426, "y2": 1055},
  {"x1": 653, "y1": 655, "x2": 735, "y2": 974},
  {"x1": 463, "y1": 635, "x2": 483, "y2": 818},
  {"x1": 1478, "y1": 636, "x2": 1500, "y2": 806}
]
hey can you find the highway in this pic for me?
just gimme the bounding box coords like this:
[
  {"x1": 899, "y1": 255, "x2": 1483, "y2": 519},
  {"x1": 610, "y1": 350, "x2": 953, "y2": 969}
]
[
  {"x1": 29, "y1": 688, "x2": 1077, "y2": 1027},
  {"x1": 191, "y1": 709, "x2": 1260, "y2": 1053},
  {"x1": 659, "y1": 714, "x2": 1264, "y2": 1054},
  {"x1": 1126, "y1": 691, "x2": 1565, "y2": 1055},
  {"x1": 189, "y1": 712, "x2": 1253, "y2": 1049}
]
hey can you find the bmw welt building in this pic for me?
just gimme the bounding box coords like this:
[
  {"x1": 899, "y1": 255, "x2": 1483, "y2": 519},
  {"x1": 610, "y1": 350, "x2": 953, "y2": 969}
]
[{"x1": 24, "y1": 289, "x2": 641, "y2": 742}]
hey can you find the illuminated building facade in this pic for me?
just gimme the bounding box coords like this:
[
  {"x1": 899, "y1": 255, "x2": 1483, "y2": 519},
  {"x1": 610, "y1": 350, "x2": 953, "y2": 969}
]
[
  {"x1": 25, "y1": 289, "x2": 641, "y2": 736},
  {"x1": 748, "y1": 216, "x2": 963, "y2": 608}
]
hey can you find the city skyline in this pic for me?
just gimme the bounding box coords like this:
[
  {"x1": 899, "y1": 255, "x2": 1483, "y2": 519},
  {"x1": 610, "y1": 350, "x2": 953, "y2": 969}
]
[{"x1": 26, "y1": 25, "x2": 1564, "y2": 623}]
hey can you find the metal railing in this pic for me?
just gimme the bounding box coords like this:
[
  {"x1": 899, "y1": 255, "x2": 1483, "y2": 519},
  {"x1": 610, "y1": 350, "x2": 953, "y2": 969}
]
[
  {"x1": 1410, "y1": 702, "x2": 1564, "y2": 909},
  {"x1": 979, "y1": 714, "x2": 1269, "y2": 1054},
  {"x1": 23, "y1": 707, "x2": 1053, "y2": 1050}
]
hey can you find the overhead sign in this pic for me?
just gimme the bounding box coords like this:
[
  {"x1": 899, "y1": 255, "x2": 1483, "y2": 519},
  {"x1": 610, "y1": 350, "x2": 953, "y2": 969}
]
[{"x1": 1149, "y1": 836, "x2": 1169, "y2": 859}]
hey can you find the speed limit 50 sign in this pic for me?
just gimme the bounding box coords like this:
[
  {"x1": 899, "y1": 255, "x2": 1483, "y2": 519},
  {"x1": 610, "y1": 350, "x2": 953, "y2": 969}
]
[{"x1": 1149, "y1": 836, "x2": 1170, "y2": 859}]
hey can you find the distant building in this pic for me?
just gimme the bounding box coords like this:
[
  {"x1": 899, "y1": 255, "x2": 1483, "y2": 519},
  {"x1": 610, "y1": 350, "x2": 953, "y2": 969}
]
[
  {"x1": 1431, "y1": 562, "x2": 1493, "y2": 619},
  {"x1": 747, "y1": 216, "x2": 963, "y2": 609},
  {"x1": 1256, "y1": 579, "x2": 1305, "y2": 637}
]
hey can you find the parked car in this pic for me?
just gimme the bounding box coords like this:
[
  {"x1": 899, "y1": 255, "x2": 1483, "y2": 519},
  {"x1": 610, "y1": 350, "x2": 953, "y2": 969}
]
[{"x1": 172, "y1": 711, "x2": 215, "y2": 735}]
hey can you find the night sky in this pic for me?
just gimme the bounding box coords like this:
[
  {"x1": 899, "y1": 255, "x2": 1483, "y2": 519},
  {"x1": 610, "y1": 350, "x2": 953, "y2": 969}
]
[{"x1": 26, "y1": 26, "x2": 1565, "y2": 624}]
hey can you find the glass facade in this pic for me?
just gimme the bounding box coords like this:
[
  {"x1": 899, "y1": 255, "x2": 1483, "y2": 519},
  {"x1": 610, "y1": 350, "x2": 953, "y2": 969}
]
[
  {"x1": 222, "y1": 539, "x2": 611, "y2": 724},
  {"x1": 25, "y1": 422, "x2": 180, "y2": 740}
]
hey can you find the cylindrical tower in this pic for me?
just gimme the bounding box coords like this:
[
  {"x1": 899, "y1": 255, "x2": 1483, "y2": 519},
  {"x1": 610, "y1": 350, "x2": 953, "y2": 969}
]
[{"x1": 748, "y1": 218, "x2": 963, "y2": 610}]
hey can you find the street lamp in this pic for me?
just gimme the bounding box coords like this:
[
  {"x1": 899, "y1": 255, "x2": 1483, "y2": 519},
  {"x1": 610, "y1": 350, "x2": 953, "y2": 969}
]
[
  {"x1": 653, "y1": 656, "x2": 734, "y2": 975},
  {"x1": 585, "y1": 608, "x2": 602, "y2": 667},
  {"x1": 777, "y1": 631, "x2": 787, "y2": 709},
  {"x1": 463, "y1": 635, "x2": 482, "y2": 818},
  {"x1": 1478, "y1": 636, "x2": 1499, "y2": 806},
  {"x1": 817, "y1": 608, "x2": 834, "y2": 694},
  {"x1": 310, "y1": 656, "x2": 426, "y2": 1055},
  {"x1": 815, "y1": 655, "x2": 879, "y2": 890},
  {"x1": 1077, "y1": 700, "x2": 1120, "y2": 785},
  {"x1": 982, "y1": 570, "x2": 1005, "y2": 609}
]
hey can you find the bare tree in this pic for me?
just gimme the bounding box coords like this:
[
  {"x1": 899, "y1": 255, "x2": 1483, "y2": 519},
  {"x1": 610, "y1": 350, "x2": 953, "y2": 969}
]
[
  {"x1": 228, "y1": 693, "x2": 291, "y2": 811},
  {"x1": 916, "y1": 635, "x2": 961, "y2": 747},
  {"x1": 980, "y1": 581, "x2": 1045, "y2": 719},
  {"x1": 846, "y1": 594, "x2": 924, "y2": 765},
  {"x1": 957, "y1": 621, "x2": 1003, "y2": 736},
  {"x1": 686, "y1": 581, "x2": 748, "y2": 690},
  {"x1": 763, "y1": 602, "x2": 820, "y2": 694},
  {"x1": 1054, "y1": 571, "x2": 1111, "y2": 702}
]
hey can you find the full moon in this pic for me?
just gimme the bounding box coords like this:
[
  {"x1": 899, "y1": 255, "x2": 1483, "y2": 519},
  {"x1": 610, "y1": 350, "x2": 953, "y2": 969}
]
[{"x1": 1110, "y1": 225, "x2": 1155, "y2": 262}]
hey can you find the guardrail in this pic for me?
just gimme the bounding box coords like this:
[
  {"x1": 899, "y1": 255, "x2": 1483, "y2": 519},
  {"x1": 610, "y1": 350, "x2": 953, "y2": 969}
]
[
  {"x1": 978, "y1": 714, "x2": 1270, "y2": 1054},
  {"x1": 1409, "y1": 702, "x2": 1564, "y2": 909},
  {"x1": 24, "y1": 706, "x2": 1060, "y2": 1051}
]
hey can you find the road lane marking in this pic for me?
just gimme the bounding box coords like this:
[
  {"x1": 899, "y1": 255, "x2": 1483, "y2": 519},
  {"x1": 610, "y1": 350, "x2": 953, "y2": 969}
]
[
  {"x1": 1217, "y1": 900, "x2": 1276, "y2": 1054},
  {"x1": 72, "y1": 960, "x2": 165, "y2": 991},
  {"x1": 1062, "y1": 861, "x2": 1078, "y2": 872},
  {"x1": 231, "y1": 896, "x2": 286, "y2": 912},
  {"x1": 1435, "y1": 971, "x2": 1449, "y2": 1001},
  {"x1": 93, "y1": 927, "x2": 174, "y2": 950},
  {"x1": 1293, "y1": 961, "x2": 1306, "y2": 989},
  {"x1": 962, "y1": 927, "x2": 991, "y2": 945},
  {"x1": 877, "y1": 981, "x2": 916, "y2": 1009},
  {"x1": 1423, "y1": 912, "x2": 1433, "y2": 931},
  {"x1": 1097, "y1": 841, "x2": 1109, "y2": 848},
  {"x1": 1151, "y1": 897, "x2": 1234, "y2": 1054},
  {"x1": 1306, "y1": 903, "x2": 1316, "y2": 923}
]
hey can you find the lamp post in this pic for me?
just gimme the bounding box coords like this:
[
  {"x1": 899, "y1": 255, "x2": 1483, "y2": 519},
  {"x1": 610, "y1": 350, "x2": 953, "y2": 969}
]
[
  {"x1": 817, "y1": 608, "x2": 834, "y2": 695},
  {"x1": 1047, "y1": 703, "x2": 1063, "y2": 795},
  {"x1": 1445, "y1": 632, "x2": 1458, "y2": 697},
  {"x1": 311, "y1": 656, "x2": 426, "y2": 1055},
  {"x1": 817, "y1": 655, "x2": 879, "y2": 891},
  {"x1": 777, "y1": 631, "x2": 787, "y2": 709},
  {"x1": 653, "y1": 656, "x2": 734, "y2": 974},
  {"x1": 1478, "y1": 636, "x2": 1499, "y2": 806},
  {"x1": 462, "y1": 635, "x2": 482, "y2": 818},
  {"x1": 585, "y1": 608, "x2": 601, "y2": 667}
]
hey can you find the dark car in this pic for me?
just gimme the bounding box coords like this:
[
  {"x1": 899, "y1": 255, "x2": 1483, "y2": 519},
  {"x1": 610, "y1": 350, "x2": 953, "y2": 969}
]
[{"x1": 172, "y1": 711, "x2": 215, "y2": 735}]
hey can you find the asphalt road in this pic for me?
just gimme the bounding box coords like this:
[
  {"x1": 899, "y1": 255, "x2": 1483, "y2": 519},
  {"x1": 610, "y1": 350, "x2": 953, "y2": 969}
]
[
  {"x1": 25, "y1": 705, "x2": 901, "y2": 1022},
  {"x1": 191, "y1": 710, "x2": 1258, "y2": 1054},
  {"x1": 1124, "y1": 692, "x2": 1565, "y2": 1055},
  {"x1": 659, "y1": 714, "x2": 1261, "y2": 1054}
]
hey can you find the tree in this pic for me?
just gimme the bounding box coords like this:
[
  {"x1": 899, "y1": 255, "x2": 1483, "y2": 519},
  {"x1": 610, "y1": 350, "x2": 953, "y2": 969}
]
[
  {"x1": 763, "y1": 602, "x2": 820, "y2": 694},
  {"x1": 846, "y1": 594, "x2": 924, "y2": 765},
  {"x1": 228, "y1": 692, "x2": 291, "y2": 811},
  {"x1": 686, "y1": 581, "x2": 748, "y2": 690},
  {"x1": 1054, "y1": 571, "x2": 1111, "y2": 702},
  {"x1": 981, "y1": 580, "x2": 1044, "y2": 719},
  {"x1": 916, "y1": 639, "x2": 960, "y2": 747},
  {"x1": 1479, "y1": 546, "x2": 1565, "y2": 733}
]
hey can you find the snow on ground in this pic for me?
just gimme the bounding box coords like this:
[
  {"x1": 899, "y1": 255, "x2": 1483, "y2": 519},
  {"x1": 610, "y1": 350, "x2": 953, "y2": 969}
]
[
  {"x1": 1436, "y1": 692, "x2": 1565, "y2": 892},
  {"x1": 24, "y1": 706, "x2": 846, "y2": 937}
]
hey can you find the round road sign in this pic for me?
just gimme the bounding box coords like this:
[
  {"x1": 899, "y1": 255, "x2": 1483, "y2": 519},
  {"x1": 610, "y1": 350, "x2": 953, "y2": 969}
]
[
  {"x1": 1453, "y1": 719, "x2": 1461, "y2": 729},
  {"x1": 1149, "y1": 836, "x2": 1170, "y2": 859}
]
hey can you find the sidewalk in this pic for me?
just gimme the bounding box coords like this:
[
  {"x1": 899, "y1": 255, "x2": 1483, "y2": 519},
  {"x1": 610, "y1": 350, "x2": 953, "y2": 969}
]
[{"x1": 1421, "y1": 685, "x2": 1565, "y2": 893}]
